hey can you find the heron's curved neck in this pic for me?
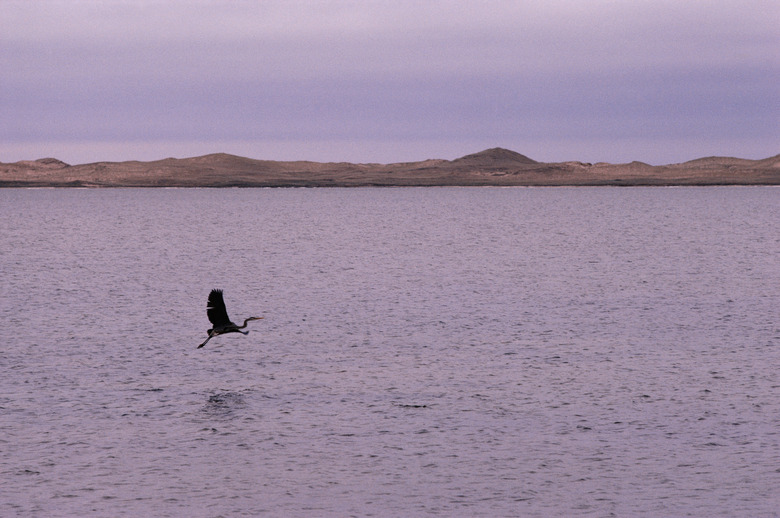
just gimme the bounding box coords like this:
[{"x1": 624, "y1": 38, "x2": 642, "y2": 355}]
[{"x1": 238, "y1": 318, "x2": 252, "y2": 328}]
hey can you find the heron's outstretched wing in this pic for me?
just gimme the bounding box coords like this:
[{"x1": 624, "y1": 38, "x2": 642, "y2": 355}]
[{"x1": 206, "y1": 289, "x2": 232, "y2": 327}]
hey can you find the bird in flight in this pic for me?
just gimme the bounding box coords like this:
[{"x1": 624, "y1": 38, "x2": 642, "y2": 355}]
[{"x1": 197, "y1": 289, "x2": 263, "y2": 349}]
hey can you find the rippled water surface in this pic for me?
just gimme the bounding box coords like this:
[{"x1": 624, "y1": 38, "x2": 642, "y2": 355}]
[{"x1": 1, "y1": 187, "x2": 779, "y2": 517}]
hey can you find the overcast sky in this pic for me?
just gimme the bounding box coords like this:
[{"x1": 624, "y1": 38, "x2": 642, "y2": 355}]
[{"x1": 2, "y1": 0, "x2": 778, "y2": 165}]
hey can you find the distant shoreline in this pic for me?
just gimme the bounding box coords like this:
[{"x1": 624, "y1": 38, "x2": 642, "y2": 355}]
[{"x1": 2, "y1": 148, "x2": 778, "y2": 188}]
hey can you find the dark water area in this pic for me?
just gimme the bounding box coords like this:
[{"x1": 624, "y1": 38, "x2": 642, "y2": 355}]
[{"x1": 1, "y1": 187, "x2": 778, "y2": 517}]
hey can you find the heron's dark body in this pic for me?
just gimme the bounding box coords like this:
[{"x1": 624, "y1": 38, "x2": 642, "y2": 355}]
[
  {"x1": 207, "y1": 327, "x2": 248, "y2": 336},
  {"x1": 197, "y1": 289, "x2": 262, "y2": 348}
]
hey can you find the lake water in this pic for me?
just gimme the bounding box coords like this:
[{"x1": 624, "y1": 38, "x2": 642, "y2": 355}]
[{"x1": 1, "y1": 187, "x2": 778, "y2": 517}]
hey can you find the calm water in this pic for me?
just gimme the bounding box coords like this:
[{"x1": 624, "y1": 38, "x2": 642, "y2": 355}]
[{"x1": 1, "y1": 187, "x2": 778, "y2": 517}]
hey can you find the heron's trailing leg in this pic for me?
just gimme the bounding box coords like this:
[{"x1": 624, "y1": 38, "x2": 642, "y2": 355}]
[{"x1": 198, "y1": 331, "x2": 216, "y2": 349}]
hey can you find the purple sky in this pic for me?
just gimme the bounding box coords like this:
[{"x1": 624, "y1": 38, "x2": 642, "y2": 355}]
[{"x1": 2, "y1": 1, "x2": 778, "y2": 165}]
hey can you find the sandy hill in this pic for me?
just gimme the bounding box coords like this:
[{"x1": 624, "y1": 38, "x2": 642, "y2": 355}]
[
  {"x1": 452, "y1": 148, "x2": 538, "y2": 166},
  {"x1": 671, "y1": 156, "x2": 758, "y2": 168},
  {"x1": 752, "y1": 154, "x2": 780, "y2": 169}
]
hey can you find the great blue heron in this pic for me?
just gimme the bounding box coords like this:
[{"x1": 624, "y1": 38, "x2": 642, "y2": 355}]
[{"x1": 197, "y1": 289, "x2": 263, "y2": 349}]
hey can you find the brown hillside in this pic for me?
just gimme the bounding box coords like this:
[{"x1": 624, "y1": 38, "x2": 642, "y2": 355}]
[{"x1": 1, "y1": 149, "x2": 778, "y2": 187}]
